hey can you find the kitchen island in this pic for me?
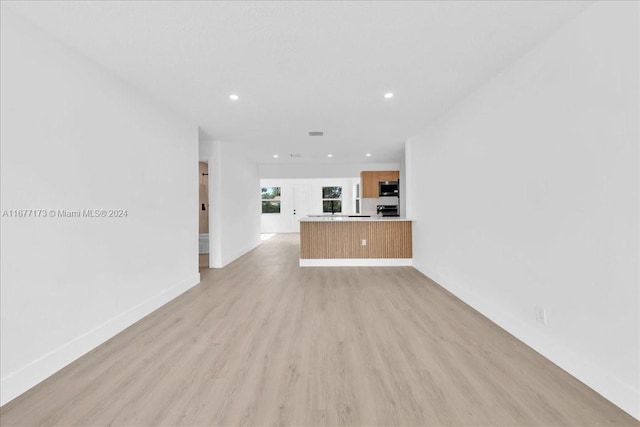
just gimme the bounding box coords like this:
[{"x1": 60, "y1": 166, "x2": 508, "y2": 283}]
[{"x1": 299, "y1": 216, "x2": 412, "y2": 267}]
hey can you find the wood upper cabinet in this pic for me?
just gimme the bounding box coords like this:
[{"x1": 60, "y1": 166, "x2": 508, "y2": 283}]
[
  {"x1": 378, "y1": 170, "x2": 399, "y2": 182},
  {"x1": 360, "y1": 170, "x2": 399, "y2": 198},
  {"x1": 360, "y1": 171, "x2": 378, "y2": 198}
]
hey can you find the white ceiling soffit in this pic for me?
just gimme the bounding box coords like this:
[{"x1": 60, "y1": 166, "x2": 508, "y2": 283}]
[{"x1": 4, "y1": 1, "x2": 590, "y2": 164}]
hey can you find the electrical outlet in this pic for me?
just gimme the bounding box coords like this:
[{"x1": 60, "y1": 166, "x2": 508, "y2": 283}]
[
  {"x1": 534, "y1": 306, "x2": 548, "y2": 325},
  {"x1": 361, "y1": 239, "x2": 367, "y2": 246}
]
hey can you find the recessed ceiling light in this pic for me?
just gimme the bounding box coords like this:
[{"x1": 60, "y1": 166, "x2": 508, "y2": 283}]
[
  {"x1": 366, "y1": 153, "x2": 372, "y2": 157},
  {"x1": 327, "y1": 154, "x2": 333, "y2": 158},
  {"x1": 229, "y1": 94, "x2": 239, "y2": 100},
  {"x1": 273, "y1": 154, "x2": 279, "y2": 158},
  {"x1": 384, "y1": 92, "x2": 394, "y2": 99}
]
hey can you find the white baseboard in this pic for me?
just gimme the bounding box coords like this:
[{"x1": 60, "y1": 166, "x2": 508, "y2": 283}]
[
  {"x1": 0, "y1": 272, "x2": 201, "y2": 407},
  {"x1": 300, "y1": 258, "x2": 412, "y2": 267},
  {"x1": 412, "y1": 260, "x2": 640, "y2": 421}
]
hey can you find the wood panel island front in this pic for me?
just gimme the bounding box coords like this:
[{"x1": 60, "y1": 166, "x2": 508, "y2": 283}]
[{"x1": 299, "y1": 217, "x2": 412, "y2": 267}]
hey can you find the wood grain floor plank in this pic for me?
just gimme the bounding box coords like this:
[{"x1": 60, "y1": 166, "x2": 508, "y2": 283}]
[{"x1": 1, "y1": 234, "x2": 637, "y2": 426}]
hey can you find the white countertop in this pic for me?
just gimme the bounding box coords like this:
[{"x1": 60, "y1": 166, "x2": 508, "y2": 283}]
[{"x1": 300, "y1": 215, "x2": 412, "y2": 222}]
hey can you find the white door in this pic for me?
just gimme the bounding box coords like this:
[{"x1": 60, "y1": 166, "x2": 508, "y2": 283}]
[{"x1": 291, "y1": 184, "x2": 312, "y2": 232}]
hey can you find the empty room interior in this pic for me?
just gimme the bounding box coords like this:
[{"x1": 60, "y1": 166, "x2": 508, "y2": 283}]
[{"x1": 1, "y1": 1, "x2": 639, "y2": 426}]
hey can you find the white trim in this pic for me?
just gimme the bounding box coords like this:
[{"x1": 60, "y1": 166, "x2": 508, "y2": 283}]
[
  {"x1": 300, "y1": 258, "x2": 412, "y2": 267},
  {"x1": 413, "y1": 260, "x2": 640, "y2": 421},
  {"x1": 0, "y1": 273, "x2": 201, "y2": 406}
]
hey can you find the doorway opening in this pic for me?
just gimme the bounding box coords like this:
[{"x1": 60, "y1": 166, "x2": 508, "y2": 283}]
[{"x1": 199, "y1": 161, "x2": 209, "y2": 268}]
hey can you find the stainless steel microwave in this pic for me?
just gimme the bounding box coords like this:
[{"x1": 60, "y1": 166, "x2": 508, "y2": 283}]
[{"x1": 379, "y1": 181, "x2": 399, "y2": 197}]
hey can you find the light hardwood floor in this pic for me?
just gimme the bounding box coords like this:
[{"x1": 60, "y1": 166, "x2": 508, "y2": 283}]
[{"x1": 1, "y1": 234, "x2": 637, "y2": 426}]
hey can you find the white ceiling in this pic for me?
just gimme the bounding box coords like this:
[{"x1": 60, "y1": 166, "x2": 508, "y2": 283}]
[{"x1": 5, "y1": 1, "x2": 589, "y2": 164}]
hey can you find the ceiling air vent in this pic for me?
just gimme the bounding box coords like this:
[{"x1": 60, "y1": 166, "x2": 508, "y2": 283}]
[
  {"x1": 290, "y1": 153, "x2": 301, "y2": 158},
  {"x1": 308, "y1": 131, "x2": 324, "y2": 136}
]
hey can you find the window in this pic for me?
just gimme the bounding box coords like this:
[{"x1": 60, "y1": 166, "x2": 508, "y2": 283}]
[
  {"x1": 322, "y1": 186, "x2": 342, "y2": 213},
  {"x1": 261, "y1": 187, "x2": 281, "y2": 213}
]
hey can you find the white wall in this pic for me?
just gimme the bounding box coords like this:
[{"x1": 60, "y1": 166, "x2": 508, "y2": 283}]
[
  {"x1": 406, "y1": 2, "x2": 639, "y2": 419},
  {"x1": 201, "y1": 140, "x2": 261, "y2": 267},
  {"x1": 0, "y1": 10, "x2": 199, "y2": 405},
  {"x1": 260, "y1": 178, "x2": 358, "y2": 233},
  {"x1": 259, "y1": 162, "x2": 400, "y2": 179}
]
